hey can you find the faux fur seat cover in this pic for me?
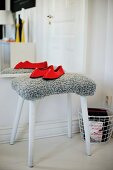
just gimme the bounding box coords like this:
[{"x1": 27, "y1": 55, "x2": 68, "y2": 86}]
[{"x1": 12, "y1": 73, "x2": 96, "y2": 100}]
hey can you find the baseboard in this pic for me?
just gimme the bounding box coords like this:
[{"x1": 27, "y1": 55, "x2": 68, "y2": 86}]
[{"x1": 0, "y1": 119, "x2": 80, "y2": 144}]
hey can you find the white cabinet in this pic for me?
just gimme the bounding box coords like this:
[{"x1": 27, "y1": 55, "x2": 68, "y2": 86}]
[{"x1": 0, "y1": 42, "x2": 36, "y2": 71}]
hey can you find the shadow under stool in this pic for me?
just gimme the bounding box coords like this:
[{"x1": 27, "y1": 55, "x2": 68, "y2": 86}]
[{"x1": 10, "y1": 73, "x2": 96, "y2": 167}]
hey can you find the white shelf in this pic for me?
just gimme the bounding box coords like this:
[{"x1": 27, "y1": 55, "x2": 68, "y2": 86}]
[{"x1": 0, "y1": 73, "x2": 30, "y2": 78}]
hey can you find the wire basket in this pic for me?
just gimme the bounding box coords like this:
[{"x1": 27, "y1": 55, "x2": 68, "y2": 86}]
[{"x1": 79, "y1": 109, "x2": 113, "y2": 143}]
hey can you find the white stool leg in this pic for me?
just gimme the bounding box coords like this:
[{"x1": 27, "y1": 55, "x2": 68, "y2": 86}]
[
  {"x1": 28, "y1": 100, "x2": 36, "y2": 168},
  {"x1": 67, "y1": 94, "x2": 72, "y2": 138},
  {"x1": 80, "y1": 96, "x2": 91, "y2": 156},
  {"x1": 10, "y1": 96, "x2": 24, "y2": 145}
]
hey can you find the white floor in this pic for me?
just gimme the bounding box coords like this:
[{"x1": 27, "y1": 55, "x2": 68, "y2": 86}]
[{"x1": 0, "y1": 134, "x2": 113, "y2": 170}]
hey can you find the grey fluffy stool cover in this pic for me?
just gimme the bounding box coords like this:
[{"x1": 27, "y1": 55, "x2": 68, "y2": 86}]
[{"x1": 12, "y1": 73, "x2": 96, "y2": 100}]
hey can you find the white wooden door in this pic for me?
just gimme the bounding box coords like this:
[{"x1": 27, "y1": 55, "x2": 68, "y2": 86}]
[{"x1": 45, "y1": 0, "x2": 85, "y2": 73}]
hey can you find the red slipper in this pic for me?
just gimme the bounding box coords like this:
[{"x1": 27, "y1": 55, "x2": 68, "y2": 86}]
[
  {"x1": 30, "y1": 65, "x2": 54, "y2": 78},
  {"x1": 43, "y1": 65, "x2": 65, "y2": 79},
  {"x1": 14, "y1": 61, "x2": 48, "y2": 69},
  {"x1": 14, "y1": 62, "x2": 23, "y2": 69}
]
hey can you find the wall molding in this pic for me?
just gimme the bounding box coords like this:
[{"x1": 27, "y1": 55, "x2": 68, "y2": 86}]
[{"x1": 0, "y1": 119, "x2": 80, "y2": 144}]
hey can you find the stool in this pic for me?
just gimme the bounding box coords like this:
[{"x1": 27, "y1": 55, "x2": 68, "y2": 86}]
[{"x1": 10, "y1": 73, "x2": 96, "y2": 167}]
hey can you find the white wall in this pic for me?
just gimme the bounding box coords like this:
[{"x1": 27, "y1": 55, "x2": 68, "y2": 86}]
[
  {"x1": 0, "y1": 0, "x2": 112, "y2": 143},
  {"x1": 86, "y1": 0, "x2": 108, "y2": 107},
  {"x1": 86, "y1": 0, "x2": 113, "y2": 109},
  {"x1": 104, "y1": 0, "x2": 113, "y2": 108}
]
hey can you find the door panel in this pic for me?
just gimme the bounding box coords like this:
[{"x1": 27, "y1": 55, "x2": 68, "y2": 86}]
[{"x1": 46, "y1": 0, "x2": 84, "y2": 72}]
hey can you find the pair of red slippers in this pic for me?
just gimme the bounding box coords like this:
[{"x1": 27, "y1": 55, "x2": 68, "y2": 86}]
[
  {"x1": 14, "y1": 61, "x2": 65, "y2": 79},
  {"x1": 14, "y1": 61, "x2": 48, "y2": 69}
]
